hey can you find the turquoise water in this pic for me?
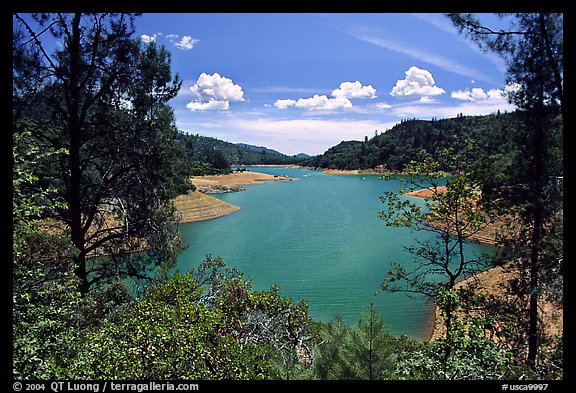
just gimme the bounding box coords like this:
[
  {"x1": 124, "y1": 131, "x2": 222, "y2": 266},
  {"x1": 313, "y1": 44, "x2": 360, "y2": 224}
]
[{"x1": 176, "y1": 167, "x2": 493, "y2": 339}]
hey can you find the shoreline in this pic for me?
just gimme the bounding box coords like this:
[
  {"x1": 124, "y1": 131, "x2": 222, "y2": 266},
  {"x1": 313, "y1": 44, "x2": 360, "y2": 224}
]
[
  {"x1": 174, "y1": 171, "x2": 295, "y2": 223},
  {"x1": 405, "y1": 185, "x2": 497, "y2": 341},
  {"x1": 248, "y1": 164, "x2": 305, "y2": 168},
  {"x1": 322, "y1": 169, "x2": 359, "y2": 175},
  {"x1": 404, "y1": 185, "x2": 502, "y2": 247},
  {"x1": 426, "y1": 266, "x2": 505, "y2": 341},
  {"x1": 322, "y1": 168, "x2": 396, "y2": 175},
  {"x1": 192, "y1": 170, "x2": 296, "y2": 188}
]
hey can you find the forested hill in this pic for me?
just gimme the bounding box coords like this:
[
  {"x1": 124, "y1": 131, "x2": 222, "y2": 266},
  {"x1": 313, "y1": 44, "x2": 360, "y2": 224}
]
[
  {"x1": 304, "y1": 111, "x2": 525, "y2": 171},
  {"x1": 177, "y1": 132, "x2": 307, "y2": 166}
]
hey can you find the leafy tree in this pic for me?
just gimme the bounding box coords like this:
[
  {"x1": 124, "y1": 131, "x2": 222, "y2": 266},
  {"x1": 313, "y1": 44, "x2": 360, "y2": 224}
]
[
  {"x1": 191, "y1": 256, "x2": 316, "y2": 361},
  {"x1": 393, "y1": 314, "x2": 519, "y2": 380},
  {"x1": 13, "y1": 13, "x2": 191, "y2": 294},
  {"x1": 379, "y1": 149, "x2": 493, "y2": 367},
  {"x1": 72, "y1": 274, "x2": 270, "y2": 379}
]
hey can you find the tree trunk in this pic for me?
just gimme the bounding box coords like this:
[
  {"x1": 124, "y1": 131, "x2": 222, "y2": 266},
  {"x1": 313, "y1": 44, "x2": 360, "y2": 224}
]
[
  {"x1": 525, "y1": 59, "x2": 547, "y2": 368},
  {"x1": 67, "y1": 13, "x2": 90, "y2": 295}
]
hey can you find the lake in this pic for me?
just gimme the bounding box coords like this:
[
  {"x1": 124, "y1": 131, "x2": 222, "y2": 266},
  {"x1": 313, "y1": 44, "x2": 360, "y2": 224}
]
[{"x1": 176, "y1": 166, "x2": 493, "y2": 339}]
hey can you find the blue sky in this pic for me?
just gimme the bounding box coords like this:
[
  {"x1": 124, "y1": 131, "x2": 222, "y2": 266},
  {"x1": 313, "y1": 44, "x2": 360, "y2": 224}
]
[{"x1": 20, "y1": 13, "x2": 519, "y2": 156}]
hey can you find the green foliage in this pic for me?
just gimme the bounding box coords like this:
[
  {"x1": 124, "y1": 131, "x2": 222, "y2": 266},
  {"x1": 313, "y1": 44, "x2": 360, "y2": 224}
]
[
  {"x1": 205, "y1": 148, "x2": 230, "y2": 170},
  {"x1": 71, "y1": 257, "x2": 315, "y2": 379},
  {"x1": 312, "y1": 316, "x2": 350, "y2": 379},
  {"x1": 13, "y1": 131, "x2": 82, "y2": 379},
  {"x1": 392, "y1": 287, "x2": 519, "y2": 380},
  {"x1": 191, "y1": 257, "x2": 316, "y2": 361},
  {"x1": 394, "y1": 336, "x2": 512, "y2": 380},
  {"x1": 12, "y1": 130, "x2": 67, "y2": 231},
  {"x1": 13, "y1": 256, "x2": 82, "y2": 380},
  {"x1": 73, "y1": 280, "x2": 270, "y2": 379}
]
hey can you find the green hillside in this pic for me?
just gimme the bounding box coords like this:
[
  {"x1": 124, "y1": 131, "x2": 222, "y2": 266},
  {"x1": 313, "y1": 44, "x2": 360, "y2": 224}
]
[{"x1": 304, "y1": 111, "x2": 527, "y2": 172}]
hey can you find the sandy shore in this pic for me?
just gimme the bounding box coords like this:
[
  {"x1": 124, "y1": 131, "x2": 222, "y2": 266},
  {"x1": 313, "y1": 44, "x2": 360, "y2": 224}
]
[
  {"x1": 404, "y1": 185, "x2": 447, "y2": 198},
  {"x1": 322, "y1": 169, "x2": 360, "y2": 175},
  {"x1": 428, "y1": 266, "x2": 509, "y2": 341},
  {"x1": 250, "y1": 164, "x2": 305, "y2": 168},
  {"x1": 192, "y1": 171, "x2": 295, "y2": 188},
  {"x1": 174, "y1": 171, "x2": 295, "y2": 223},
  {"x1": 322, "y1": 168, "x2": 393, "y2": 175}
]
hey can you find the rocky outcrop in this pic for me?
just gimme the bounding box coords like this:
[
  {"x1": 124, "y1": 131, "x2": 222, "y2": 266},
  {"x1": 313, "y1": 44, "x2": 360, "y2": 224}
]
[{"x1": 195, "y1": 184, "x2": 246, "y2": 194}]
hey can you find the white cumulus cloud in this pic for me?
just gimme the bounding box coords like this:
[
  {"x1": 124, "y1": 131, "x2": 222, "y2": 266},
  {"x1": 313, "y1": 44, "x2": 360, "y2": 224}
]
[
  {"x1": 451, "y1": 84, "x2": 520, "y2": 105},
  {"x1": 273, "y1": 81, "x2": 373, "y2": 111},
  {"x1": 451, "y1": 87, "x2": 488, "y2": 101},
  {"x1": 390, "y1": 66, "x2": 446, "y2": 97},
  {"x1": 392, "y1": 83, "x2": 519, "y2": 118},
  {"x1": 187, "y1": 72, "x2": 245, "y2": 111},
  {"x1": 294, "y1": 95, "x2": 352, "y2": 110},
  {"x1": 332, "y1": 81, "x2": 377, "y2": 99}
]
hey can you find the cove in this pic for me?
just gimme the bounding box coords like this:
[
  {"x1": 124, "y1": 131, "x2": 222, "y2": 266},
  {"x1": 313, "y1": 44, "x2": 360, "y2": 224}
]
[{"x1": 176, "y1": 166, "x2": 494, "y2": 339}]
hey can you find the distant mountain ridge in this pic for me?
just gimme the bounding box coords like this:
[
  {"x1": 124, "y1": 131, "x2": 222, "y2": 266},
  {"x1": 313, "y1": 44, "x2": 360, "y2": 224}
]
[
  {"x1": 235, "y1": 143, "x2": 310, "y2": 159},
  {"x1": 235, "y1": 143, "x2": 286, "y2": 157}
]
